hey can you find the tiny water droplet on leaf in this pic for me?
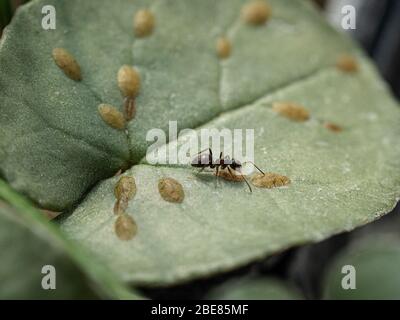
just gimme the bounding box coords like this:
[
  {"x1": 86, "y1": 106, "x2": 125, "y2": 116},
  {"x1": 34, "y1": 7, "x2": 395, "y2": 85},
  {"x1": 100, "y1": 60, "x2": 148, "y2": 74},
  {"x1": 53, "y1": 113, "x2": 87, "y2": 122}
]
[
  {"x1": 272, "y1": 102, "x2": 310, "y2": 122},
  {"x1": 216, "y1": 37, "x2": 232, "y2": 59},
  {"x1": 134, "y1": 9, "x2": 155, "y2": 37},
  {"x1": 158, "y1": 178, "x2": 185, "y2": 203},
  {"x1": 98, "y1": 104, "x2": 126, "y2": 130},
  {"x1": 324, "y1": 122, "x2": 343, "y2": 132},
  {"x1": 52, "y1": 48, "x2": 82, "y2": 81},
  {"x1": 336, "y1": 54, "x2": 358, "y2": 73},
  {"x1": 41, "y1": 209, "x2": 61, "y2": 220},
  {"x1": 115, "y1": 213, "x2": 137, "y2": 240},
  {"x1": 251, "y1": 173, "x2": 291, "y2": 188},
  {"x1": 241, "y1": 1, "x2": 272, "y2": 26}
]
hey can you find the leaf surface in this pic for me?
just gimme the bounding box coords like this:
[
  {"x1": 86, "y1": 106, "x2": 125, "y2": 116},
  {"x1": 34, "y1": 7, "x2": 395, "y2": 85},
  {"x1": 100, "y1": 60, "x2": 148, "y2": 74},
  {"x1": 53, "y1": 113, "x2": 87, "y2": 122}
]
[
  {"x1": 0, "y1": 0, "x2": 399, "y2": 286},
  {"x1": 0, "y1": 0, "x2": 354, "y2": 209}
]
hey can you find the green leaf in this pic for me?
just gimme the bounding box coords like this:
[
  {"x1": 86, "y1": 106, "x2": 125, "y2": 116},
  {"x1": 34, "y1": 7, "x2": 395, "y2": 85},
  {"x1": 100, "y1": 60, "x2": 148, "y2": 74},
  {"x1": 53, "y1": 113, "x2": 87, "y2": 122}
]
[
  {"x1": 0, "y1": 0, "x2": 354, "y2": 210},
  {"x1": 323, "y1": 236, "x2": 400, "y2": 300},
  {"x1": 59, "y1": 58, "x2": 400, "y2": 286},
  {"x1": 0, "y1": 180, "x2": 142, "y2": 299},
  {"x1": 205, "y1": 277, "x2": 302, "y2": 300},
  {"x1": 1, "y1": 0, "x2": 400, "y2": 287}
]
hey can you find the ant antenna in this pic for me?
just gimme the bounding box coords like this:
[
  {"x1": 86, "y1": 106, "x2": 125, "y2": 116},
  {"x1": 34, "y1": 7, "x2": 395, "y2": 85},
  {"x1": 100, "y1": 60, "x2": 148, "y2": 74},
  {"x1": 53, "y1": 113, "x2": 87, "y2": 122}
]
[
  {"x1": 194, "y1": 148, "x2": 212, "y2": 156},
  {"x1": 243, "y1": 161, "x2": 265, "y2": 175}
]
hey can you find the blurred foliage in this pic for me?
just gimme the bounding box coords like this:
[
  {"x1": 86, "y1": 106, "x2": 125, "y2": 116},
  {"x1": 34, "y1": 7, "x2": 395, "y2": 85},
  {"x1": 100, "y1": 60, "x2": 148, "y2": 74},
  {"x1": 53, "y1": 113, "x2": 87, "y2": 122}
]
[
  {"x1": 0, "y1": 179, "x2": 143, "y2": 299},
  {"x1": 205, "y1": 277, "x2": 303, "y2": 300},
  {"x1": 0, "y1": 0, "x2": 29, "y2": 36},
  {"x1": 324, "y1": 236, "x2": 400, "y2": 299},
  {"x1": 0, "y1": 1, "x2": 13, "y2": 35}
]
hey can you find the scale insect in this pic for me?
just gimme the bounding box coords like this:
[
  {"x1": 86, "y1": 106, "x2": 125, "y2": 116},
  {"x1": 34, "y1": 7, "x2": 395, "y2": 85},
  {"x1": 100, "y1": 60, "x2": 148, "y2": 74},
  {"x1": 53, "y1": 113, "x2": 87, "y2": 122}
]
[{"x1": 191, "y1": 148, "x2": 265, "y2": 192}]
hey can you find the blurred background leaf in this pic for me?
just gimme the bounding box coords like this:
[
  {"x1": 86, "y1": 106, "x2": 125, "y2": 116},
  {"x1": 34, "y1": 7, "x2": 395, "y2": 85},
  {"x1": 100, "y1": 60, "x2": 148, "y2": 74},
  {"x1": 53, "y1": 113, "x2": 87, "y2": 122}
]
[
  {"x1": 324, "y1": 0, "x2": 400, "y2": 98},
  {"x1": 0, "y1": 179, "x2": 143, "y2": 299},
  {"x1": 205, "y1": 276, "x2": 303, "y2": 300},
  {"x1": 323, "y1": 236, "x2": 400, "y2": 299},
  {"x1": 0, "y1": 0, "x2": 29, "y2": 36},
  {"x1": 0, "y1": 0, "x2": 13, "y2": 36}
]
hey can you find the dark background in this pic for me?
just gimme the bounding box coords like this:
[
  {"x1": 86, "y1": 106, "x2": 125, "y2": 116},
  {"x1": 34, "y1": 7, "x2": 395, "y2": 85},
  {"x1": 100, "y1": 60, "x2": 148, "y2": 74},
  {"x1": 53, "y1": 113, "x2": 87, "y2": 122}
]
[{"x1": 316, "y1": 0, "x2": 400, "y2": 98}]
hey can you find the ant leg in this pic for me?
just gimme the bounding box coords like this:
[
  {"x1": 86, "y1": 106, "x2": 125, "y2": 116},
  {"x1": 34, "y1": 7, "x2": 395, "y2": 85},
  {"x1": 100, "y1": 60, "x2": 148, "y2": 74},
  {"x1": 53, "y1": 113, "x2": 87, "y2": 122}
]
[
  {"x1": 216, "y1": 151, "x2": 223, "y2": 166},
  {"x1": 228, "y1": 167, "x2": 252, "y2": 193},
  {"x1": 195, "y1": 148, "x2": 212, "y2": 156},
  {"x1": 243, "y1": 161, "x2": 265, "y2": 175},
  {"x1": 242, "y1": 175, "x2": 253, "y2": 193},
  {"x1": 215, "y1": 165, "x2": 220, "y2": 186},
  {"x1": 227, "y1": 166, "x2": 235, "y2": 179},
  {"x1": 197, "y1": 167, "x2": 206, "y2": 174},
  {"x1": 195, "y1": 148, "x2": 213, "y2": 166},
  {"x1": 192, "y1": 148, "x2": 213, "y2": 166}
]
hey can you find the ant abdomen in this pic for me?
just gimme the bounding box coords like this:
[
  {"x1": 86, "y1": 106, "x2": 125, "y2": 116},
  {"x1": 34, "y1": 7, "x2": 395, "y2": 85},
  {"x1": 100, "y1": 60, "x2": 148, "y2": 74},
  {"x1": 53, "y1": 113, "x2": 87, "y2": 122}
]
[{"x1": 191, "y1": 153, "x2": 211, "y2": 167}]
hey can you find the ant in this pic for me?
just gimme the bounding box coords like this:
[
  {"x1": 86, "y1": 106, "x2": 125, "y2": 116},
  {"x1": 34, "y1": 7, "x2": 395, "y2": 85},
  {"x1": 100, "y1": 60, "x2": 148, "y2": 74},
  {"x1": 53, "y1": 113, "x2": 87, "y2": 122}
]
[{"x1": 191, "y1": 148, "x2": 265, "y2": 192}]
